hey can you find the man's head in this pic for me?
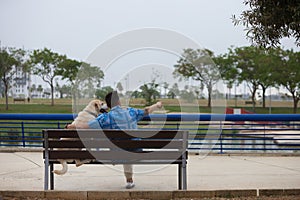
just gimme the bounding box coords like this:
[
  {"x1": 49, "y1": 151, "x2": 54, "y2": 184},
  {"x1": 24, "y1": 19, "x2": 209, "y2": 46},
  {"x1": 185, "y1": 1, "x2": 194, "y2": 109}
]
[{"x1": 105, "y1": 91, "x2": 120, "y2": 108}]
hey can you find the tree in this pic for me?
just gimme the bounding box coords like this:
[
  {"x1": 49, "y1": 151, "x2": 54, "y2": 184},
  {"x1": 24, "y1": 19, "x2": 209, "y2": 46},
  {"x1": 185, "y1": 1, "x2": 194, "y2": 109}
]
[
  {"x1": 57, "y1": 58, "x2": 81, "y2": 86},
  {"x1": 30, "y1": 83, "x2": 36, "y2": 97},
  {"x1": 162, "y1": 82, "x2": 169, "y2": 98},
  {"x1": 37, "y1": 85, "x2": 43, "y2": 98},
  {"x1": 226, "y1": 46, "x2": 262, "y2": 111},
  {"x1": 274, "y1": 49, "x2": 300, "y2": 113},
  {"x1": 0, "y1": 47, "x2": 27, "y2": 110},
  {"x1": 116, "y1": 82, "x2": 124, "y2": 94},
  {"x1": 131, "y1": 90, "x2": 142, "y2": 99},
  {"x1": 139, "y1": 81, "x2": 160, "y2": 106},
  {"x1": 30, "y1": 48, "x2": 66, "y2": 106},
  {"x1": 214, "y1": 52, "x2": 239, "y2": 100},
  {"x1": 167, "y1": 83, "x2": 179, "y2": 99},
  {"x1": 95, "y1": 86, "x2": 113, "y2": 100},
  {"x1": 233, "y1": 0, "x2": 300, "y2": 47},
  {"x1": 174, "y1": 48, "x2": 221, "y2": 107},
  {"x1": 180, "y1": 86, "x2": 196, "y2": 103},
  {"x1": 255, "y1": 48, "x2": 279, "y2": 108},
  {"x1": 55, "y1": 82, "x2": 71, "y2": 98},
  {"x1": 75, "y1": 62, "x2": 104, "y2": 99},
  {"x1": 56, "y1": 58, "x2": 82, "y2": 105}
]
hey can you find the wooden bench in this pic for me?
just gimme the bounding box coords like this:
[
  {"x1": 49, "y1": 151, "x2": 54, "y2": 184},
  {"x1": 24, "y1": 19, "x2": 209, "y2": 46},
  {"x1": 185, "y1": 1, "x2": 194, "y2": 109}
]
[
  {"x1": 43, "y1": 129, "x2": 188, "y2": 190},
  {"x1": 13, "y1": 98, "x2": 25, "y2": 103}
]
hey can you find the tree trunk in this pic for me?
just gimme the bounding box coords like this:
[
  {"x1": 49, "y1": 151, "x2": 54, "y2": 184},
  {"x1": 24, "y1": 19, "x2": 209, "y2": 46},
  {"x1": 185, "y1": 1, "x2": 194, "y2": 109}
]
[
  {"x1": 207, "y1": 83, "x2": 212, "y2": 108},
  {"x1": 262, "y1": 86, "x2": 266, "y2": 108},
  {"x1": 293, "y1": 98, "x2": 299, "y2": 114},
  {"x1": 50, "y1": 84, "x2": 54, "y2": 106},
  {"x1": 4, "y1": 82, "x2": 8, "y2": 110},
  {"x1": 251, "y1": 86, "x2": 257, "y2": 112}
]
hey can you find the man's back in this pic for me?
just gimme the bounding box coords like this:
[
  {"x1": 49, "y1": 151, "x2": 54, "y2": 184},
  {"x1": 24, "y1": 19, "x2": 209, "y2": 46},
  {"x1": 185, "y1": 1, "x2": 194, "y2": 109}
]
[{"x1": 88, "y1": 105, "x2": 144, "y2": 130}]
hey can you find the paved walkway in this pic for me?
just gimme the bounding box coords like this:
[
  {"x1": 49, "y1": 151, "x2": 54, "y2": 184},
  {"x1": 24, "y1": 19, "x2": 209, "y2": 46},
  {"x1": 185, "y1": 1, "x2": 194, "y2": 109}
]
[{"x1": 0, "y1": 152, "x2": 300, "y2": 191}]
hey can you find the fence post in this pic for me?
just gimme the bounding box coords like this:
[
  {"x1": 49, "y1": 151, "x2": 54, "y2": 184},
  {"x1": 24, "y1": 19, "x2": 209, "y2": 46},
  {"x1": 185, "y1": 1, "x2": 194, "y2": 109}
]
[
  {"x1": 219, "y1": 121, "x2": 223, "y2": 154},
  {"x1": 21, "y1": 122, "x2": 25, "y2": 147},
  {"x1": 263, "y1": 124, "x2": 266, "y2": 152}
]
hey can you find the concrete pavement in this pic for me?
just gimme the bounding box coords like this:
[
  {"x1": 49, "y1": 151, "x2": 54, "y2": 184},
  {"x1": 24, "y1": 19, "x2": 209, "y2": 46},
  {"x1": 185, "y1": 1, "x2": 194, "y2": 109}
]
[{"x1": 0, "y1": 151, "x2": 300, "y2": 191}]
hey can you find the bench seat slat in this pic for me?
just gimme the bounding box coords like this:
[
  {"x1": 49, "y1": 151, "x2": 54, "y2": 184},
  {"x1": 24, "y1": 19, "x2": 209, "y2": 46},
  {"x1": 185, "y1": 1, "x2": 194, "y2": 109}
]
[
  {"x1": 49, "y1": 160, "x2": 184, "y2": 165},
  {"x1": 48, "y1": 140, "x2": 184, "y2": 149},
  {"x1": 48, "y1": 150, "x2": 185, "y2": 161}
]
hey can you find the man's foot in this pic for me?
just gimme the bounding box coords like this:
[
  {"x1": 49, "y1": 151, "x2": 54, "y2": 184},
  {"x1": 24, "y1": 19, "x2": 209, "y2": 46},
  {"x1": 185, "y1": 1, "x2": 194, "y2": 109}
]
[{"x1": 125, "y1": 182, "x2": 135, "y2": 189}]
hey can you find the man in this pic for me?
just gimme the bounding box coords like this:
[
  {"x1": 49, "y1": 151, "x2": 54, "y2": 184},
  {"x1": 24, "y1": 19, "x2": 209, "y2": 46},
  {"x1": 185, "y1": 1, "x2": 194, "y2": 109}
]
[{"x1": 68, "y1": 91, "x2": 162, "y2": 189}]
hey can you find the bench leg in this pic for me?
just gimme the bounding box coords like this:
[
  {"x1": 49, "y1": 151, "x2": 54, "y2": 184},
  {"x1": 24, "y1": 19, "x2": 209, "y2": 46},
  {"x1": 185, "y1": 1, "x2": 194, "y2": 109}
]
[
  {"x1": 44, "y1": 160, "x2": 49, "y2": 190},
  {"x1": 178, "y1": 164, "x2": 182, "y2": 190},
  {"x1": 182, "y1": 162, "x2": 187, "y2": 190},
  {"x1": 50, "y1": 163, "x2": 54, "y2": 190}
]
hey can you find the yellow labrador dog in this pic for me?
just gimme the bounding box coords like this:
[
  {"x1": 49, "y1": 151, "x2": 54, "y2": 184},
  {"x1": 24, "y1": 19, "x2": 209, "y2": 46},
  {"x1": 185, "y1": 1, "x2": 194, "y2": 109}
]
[{"x1": 53, "y1": 99, "x2": 107, "y2": 175}]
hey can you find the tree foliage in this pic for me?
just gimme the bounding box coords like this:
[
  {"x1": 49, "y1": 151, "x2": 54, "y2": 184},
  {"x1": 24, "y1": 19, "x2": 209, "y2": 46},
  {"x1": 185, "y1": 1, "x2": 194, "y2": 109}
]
[
  {"x1": 0, "y1": 47, "x2": 28, "y2": 110},
  {"x1": 95, "y1": 86, "x2": 113, "y2": 100},
  {"x1": 116, "y1": 82, "x2": 124, "y2": 94},
  {"x1": 273, "y1": 49, "x2": 300, "y2": 113},
  {"x1": 75, "y1": 62, "x2": 104, "y2": 99},
  {"x1": 174, "y1": 48, "x2": 220, "y2": 107},
  {"x1": 233, "y1": 0, "x2": 300, "y2": 47},
  {"x1": 57, "y1": 58, "x2": 81, "y2": 85},
  {"x1": 139, "y1": 81, "x2": 160, "y2": 106},
  {"x1": 167, "y1": 83, "x2": 180, "y2": 99},
  {"x1": 218, "y1": 46, "x2": 277, "y2": 110},
  {"x1": 30, "y1": 48, "x2": 66, "y2": 106}
]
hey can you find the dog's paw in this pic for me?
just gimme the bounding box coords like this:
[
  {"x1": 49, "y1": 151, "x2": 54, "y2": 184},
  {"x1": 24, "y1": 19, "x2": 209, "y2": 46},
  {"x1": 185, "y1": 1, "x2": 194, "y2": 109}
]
[
  {"x1": 64, "y1": 123, "x2": 70, "y2": 129},
  {"x1": 53, "y1": 170, "x2": 65, "y2": 175}
]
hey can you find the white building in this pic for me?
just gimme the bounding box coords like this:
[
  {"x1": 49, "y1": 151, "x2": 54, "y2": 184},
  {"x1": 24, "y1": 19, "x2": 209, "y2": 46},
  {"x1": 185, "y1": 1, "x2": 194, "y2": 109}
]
[{"x1": 9, "y1": 66, "x2": 31, "y2": 98}]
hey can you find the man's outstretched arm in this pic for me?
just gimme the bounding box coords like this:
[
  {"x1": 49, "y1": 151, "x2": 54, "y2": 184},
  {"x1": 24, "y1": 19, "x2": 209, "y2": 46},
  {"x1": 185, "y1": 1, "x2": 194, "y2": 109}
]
[{"x1": 144, "y1": 102, "x2": 162, "y2": 115}]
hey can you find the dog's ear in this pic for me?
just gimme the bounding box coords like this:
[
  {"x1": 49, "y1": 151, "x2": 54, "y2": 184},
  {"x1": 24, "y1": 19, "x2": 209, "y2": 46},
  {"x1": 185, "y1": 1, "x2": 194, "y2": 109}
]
[{"x1": 94, "y1": 102, "x2": 101, "y2": 110}]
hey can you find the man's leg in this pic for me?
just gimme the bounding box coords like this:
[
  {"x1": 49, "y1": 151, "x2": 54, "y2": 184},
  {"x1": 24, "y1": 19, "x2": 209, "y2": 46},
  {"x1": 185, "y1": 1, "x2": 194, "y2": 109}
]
[{"x1": 123, "y1": 164, "x2": 135, "y2": 189}]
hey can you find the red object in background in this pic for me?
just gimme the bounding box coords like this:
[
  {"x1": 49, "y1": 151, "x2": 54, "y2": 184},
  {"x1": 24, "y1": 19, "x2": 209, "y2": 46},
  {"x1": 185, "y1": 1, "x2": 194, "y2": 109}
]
[{"x1": 225, "y1": 107, "x2": 254, "y2": 114}]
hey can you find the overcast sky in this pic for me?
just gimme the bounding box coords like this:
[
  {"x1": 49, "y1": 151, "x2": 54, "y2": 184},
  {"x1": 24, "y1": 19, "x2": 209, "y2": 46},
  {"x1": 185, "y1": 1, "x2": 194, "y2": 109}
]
[
  {"x1": 1, "y1": 0, "x2": 298, "y2": 91},
  {"x1": 1, "y1": 0, "x2": 299, "y2": 58}
]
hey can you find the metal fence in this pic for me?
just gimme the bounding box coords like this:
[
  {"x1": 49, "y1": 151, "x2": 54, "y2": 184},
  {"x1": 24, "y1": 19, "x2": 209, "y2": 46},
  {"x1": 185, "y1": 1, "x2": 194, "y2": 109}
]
[{"x1": 0, "y1": 113, "x2": 300, "y2": 153}]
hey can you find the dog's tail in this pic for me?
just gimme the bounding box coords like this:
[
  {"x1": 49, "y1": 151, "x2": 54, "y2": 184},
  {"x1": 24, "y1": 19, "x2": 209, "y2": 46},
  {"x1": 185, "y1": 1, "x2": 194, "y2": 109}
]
[{"x1": 53, "y1": 160, "x2": 68, "y2": 175}]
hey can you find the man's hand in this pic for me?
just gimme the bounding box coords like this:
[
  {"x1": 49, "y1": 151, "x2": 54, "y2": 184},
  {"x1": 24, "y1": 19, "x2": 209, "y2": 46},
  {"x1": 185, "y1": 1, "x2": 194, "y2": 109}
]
[
  {"x1": 145, "y1": 101, "x2": 163, "y2": 114},
  {"x1": 156, "y1": 101, "x2": 162, "y2": 109}
]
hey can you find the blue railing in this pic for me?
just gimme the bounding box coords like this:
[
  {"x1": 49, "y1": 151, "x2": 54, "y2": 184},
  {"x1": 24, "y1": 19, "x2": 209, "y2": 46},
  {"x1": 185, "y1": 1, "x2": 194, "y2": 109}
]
[{"x1": 0, "y1": 113, "x2": 300, "y2": 153}]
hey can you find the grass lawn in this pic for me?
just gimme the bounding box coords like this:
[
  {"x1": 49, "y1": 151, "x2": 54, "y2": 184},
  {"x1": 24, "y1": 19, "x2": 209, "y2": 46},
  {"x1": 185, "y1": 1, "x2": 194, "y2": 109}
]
[
  {"x1": 0, "y1": 98, "x2": 298, "y2": 114},
  {"x1": 0, "y1": 104, "x2": 73, "y2": 113}
]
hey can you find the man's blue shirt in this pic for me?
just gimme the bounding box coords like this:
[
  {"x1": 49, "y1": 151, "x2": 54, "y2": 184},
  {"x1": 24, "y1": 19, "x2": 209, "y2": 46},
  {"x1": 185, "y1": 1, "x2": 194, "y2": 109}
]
[{"x1": 88, "y1": 105, "x2": 145, "y2": 130}]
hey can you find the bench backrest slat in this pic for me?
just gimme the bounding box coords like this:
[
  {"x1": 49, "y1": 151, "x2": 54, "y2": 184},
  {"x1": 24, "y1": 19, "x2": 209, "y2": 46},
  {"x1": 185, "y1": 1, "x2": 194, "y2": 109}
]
[
  {"x1": 45, "y1": 129, "x2": 184, "y2": 139},
  {"x1": 43, "y1": 129, "x2": 188, "y2": 163}
]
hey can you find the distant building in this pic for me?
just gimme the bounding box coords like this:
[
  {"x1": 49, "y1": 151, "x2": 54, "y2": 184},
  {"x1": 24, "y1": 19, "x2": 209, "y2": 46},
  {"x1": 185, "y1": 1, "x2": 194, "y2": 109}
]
[{"x1": 9, "y1": 66, "x2": 31, "y2": 98}]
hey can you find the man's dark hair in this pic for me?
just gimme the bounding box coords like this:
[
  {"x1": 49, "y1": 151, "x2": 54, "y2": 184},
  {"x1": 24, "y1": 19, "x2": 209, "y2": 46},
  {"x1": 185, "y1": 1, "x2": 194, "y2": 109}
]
[{"x1": 105, "y1": 91, "x2": 120, "y2": 108}]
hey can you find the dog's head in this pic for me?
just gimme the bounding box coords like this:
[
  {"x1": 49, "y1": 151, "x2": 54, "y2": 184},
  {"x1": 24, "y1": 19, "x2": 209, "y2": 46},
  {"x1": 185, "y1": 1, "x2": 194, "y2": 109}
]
[{"x1": 87, "y1": 99, "x2": 108, "y2": 114}]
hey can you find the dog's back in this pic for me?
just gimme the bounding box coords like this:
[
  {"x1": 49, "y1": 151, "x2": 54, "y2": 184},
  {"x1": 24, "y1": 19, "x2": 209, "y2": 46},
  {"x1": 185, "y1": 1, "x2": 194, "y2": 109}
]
[{"x1": 72, "y1": 100, "x2": 103, "y2": 125}]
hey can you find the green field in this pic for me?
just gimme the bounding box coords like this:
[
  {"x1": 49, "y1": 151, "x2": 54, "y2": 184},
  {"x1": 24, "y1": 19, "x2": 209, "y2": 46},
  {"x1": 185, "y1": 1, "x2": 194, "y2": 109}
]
[{"x1": 0, "y1": 98, "x2": 298, "y2": 114}]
